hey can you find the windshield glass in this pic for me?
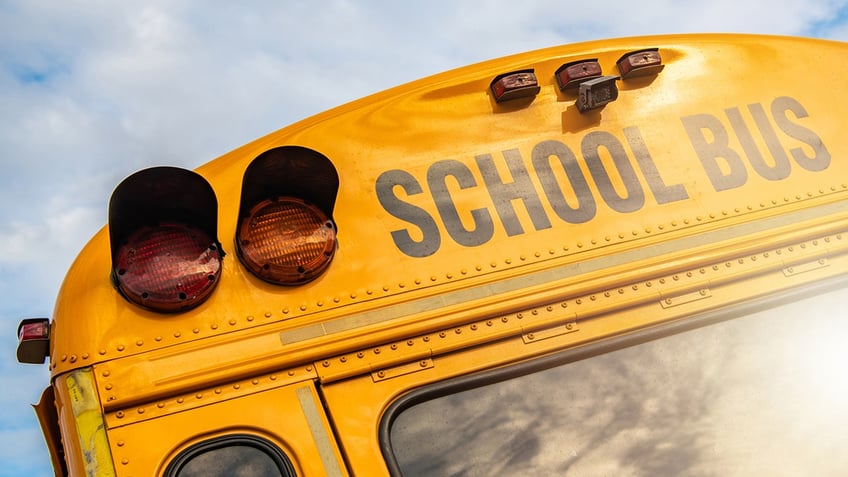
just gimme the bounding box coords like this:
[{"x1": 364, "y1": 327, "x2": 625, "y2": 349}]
[{"x1": 388, "y1": 285, "x2": 847, "y2": 476}]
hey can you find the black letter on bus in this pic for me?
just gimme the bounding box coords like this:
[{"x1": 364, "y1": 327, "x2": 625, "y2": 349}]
[
  {"x1": 771, "y1": 96, "x2": 830, "y2": 172},
  {"x1": 376, "y1": 170, "x2": 441, "y2": 257},
  {"x1": 582, "y1": 131, "x2": 645, "y2": 213},
  {"x1": 532, "y1": 140, "x2": 596, "y2": 223},
  {"x1": 427, "y1": 160, "x2": 494, "y2": 247},
  {"x1": 624, "y1": 127, "x2": 689, "y2": 204},
  {"x1": 725, "y1": 106, "x2": 790, "y2": 181},
  {"x1": 681, "y1": 113, "x2": 748, "y2": 191},
  {"x1": 476, "y1": 150, "x2": 552, "y2": 236}
]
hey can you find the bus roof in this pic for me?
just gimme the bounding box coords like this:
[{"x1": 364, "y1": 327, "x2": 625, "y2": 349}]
[{"x1": 48, "y1": 34, "x2": 847, "y2": 401}]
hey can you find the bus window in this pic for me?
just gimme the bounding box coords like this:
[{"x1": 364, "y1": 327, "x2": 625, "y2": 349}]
[
  {"x1": 164, "y1": 434, "x2": 296, "y2": 477},
  {"x1": 385, "y1": 285, "x2": 847, "y2": 476}
]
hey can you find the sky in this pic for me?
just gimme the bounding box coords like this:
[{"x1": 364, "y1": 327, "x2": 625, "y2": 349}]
[{"x1": 1, "y1": 1, "x2": 847, "y2": 475}]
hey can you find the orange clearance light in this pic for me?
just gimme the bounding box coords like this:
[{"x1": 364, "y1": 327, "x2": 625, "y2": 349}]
[
  {"x1": 555, "y1": 59, "x2": 602, "y2": 90},
  {"x1": 238, "y1": 197, "x2": 336, "y2": 285},
  {"x1": 617, "y1": 48, "x2": 664, "y2": 79},
  {"x1": 109, "y1": 167, "x2": 222, "y2": 313},
  {"x1": 490, "y1": 69, "x2": 540, "y2": 102}
]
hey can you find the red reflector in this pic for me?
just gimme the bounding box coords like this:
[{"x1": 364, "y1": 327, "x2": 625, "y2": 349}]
[
  {"x1": 17, "y1": 318, "x2": 50, "y2": 364},
  {"x1": 19, "y1": 321, "x2": 49, "y2": 341},
  {"x1": 114, "y1": 223, "x2": 222, "y2": 312},
  {"x1": 490, "y1": 69, "x2": 541, "y2": 102},
  {"x1": 238, "y1": 197, "x2": 336, "y2": 285}
]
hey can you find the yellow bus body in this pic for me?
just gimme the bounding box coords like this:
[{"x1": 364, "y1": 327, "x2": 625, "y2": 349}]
[{"x1": 29, "y1": 33, "x2": 848, "y2": 475}]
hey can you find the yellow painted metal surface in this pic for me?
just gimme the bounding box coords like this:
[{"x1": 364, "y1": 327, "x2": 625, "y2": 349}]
[{"x1": 32, "y1": 33, "x2": 848, "y2": 475}]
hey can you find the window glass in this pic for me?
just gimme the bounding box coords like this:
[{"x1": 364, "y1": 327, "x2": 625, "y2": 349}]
[
  {"x1": 388, "y1": 285, "x2": 848, "y2": 476},
  {"x1": 166, "y1": 435, "x2": 295, "y2": 477}
]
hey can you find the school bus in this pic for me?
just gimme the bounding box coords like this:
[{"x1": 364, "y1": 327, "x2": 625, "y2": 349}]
[{"x1": 16, "y1": 33, "x2": 848, "y2": 476}]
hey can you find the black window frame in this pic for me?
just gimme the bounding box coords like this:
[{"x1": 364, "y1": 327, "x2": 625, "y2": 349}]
[{"x1": 164, "y1": 433, "x2": 296, "y2": 477}]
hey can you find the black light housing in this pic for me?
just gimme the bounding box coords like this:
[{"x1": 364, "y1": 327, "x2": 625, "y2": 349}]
[
  {"x1": 236, "y1": 146, "x2": 339, "y2": 285},
  {"x1": 108, "y1": 167, "x2": 222, "y2": 312}
]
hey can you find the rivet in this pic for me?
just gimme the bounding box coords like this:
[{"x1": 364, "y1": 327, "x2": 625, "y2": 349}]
[
  {"x1": 340, "y1": 356, "x2": 347, "y2": 363},
  {"x1": 391, "y1": 344, "x2": 398, "y2": 350},
  {"x1": 211, "y1": 324, "x2": 218, "y2": 330},
  {"x1": 81, "y1": 353, "x2": 89, "y2": 360},
  {"x1": 505, "y1": 259, "x2": 512, "y2": 265},
  {"x1": 116, "y1": 411, "x2": 124, "y2": 418},
  {"x1": 177, "y1": 398, "x2": 184, "y2": 403},
  {"x1": 283, "y1": 308, "x2": 290, "y2": 314},
  {"x1": 322, "y1": 360, "x2": 330, "y2": 367},
  {"x1": 157, "y1": 402, "x2": 165, "y2": 408},
  {"x1": 374, "y1": 348, "x2": 382, "y2": 354},
  {"x1": 192, "y1": 328, "x2": 199, "y2": 334},
  {"x1": 155, "y1": 335, "x2": 163, "y2": 341},
  {"x1": 99, "y1": 349, "x2": 107, "y2": 355},
  {"x1": 251, "y1": 379, "x2": 259, "y2": 385},
  {"x1": 439, "y1": 332, "x2": 446, "y2": 338},
  {"x1": 105, "y1": 384, "x2": 113, "y2": 390},
  {"x1": 233, "y1": 384, "x2": 240, "y2": 390},
  {"x1": 247, "y1": 315, "x2": 255, "y2": 321},
  {"x1": 382, "y1": 286, "x2": 389, "y2": 292},
  {"x1": 398, "y1": 283, "x2": 405, "y2": 289},
  {"x1": 357, "y1": 352, "x2": 365, "y2": 358},
  {"x1": 407, "y1": 340, "x2": 414, "y2": 346},
  {"x1": 423, "y1": 336, "x2": 430, "y2": 342},
  {"x1": 137, "y1": 408, "x2": 145, "y2": 414},
  {"x1": 270, "y1": 375, "x2": 277, "y2": 381},
  {"x1": 121, "y1": 459, "x2": 129, "y2": 465},
  {"x1": 470, "y1": 324, "x2": 478, "y2": 330},
  {"x1": 230, "y1": 319, "x2": 237, "y2": 325},
  {"x1": 501, "y1": 317, "x2": 509, "y2": 323},
  {"x1": 69, "y1": 355, "x2": 77, "y2": 363},
  {"x1": 455, "y1": 328, "x2": 462, "y2": 334},
  {"x1": 265, "y1": 312, "x2": 273, "y2": 317},
  {"x1": 117, "y1": 345, "x2": 125, "y2": 352},
  {"x1": 420, "y1": 360, "x2": 429, "y2": 367},
  {"x1": 299, "y1": 305, "x2": 307, "y2": 311},
  {"x1": 102, "y1": 370, "x2": 111, "y2": 377},
  {"x1": 117, "y1": 441, "x2": 125, "y2": 447},
  {"x1": 305, "y1": 365, "x2": 313, "y2": 372},
  {"x1": 288, "y1": 370, "x2": 296, "y2": 376},
  {"x1": 446, "y1": 273, "x2": 453, "y2": 279},
  {"x1": 174, "y1": 332, "x2": 181, "y2": 338},
  {"x1": 377, "y1": 371, "x2": 386, "y2": 378},
  {"x1": 527, "y1": 333, "x2": 535, "y2": 340},
  {"x1": 215, "y1": 388, "x2": 222, "y2": 394}
]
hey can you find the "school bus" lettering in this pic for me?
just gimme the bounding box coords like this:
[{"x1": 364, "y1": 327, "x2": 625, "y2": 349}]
[{"x1": 376, "y1": 96, "x2": 830, "y2": 257}]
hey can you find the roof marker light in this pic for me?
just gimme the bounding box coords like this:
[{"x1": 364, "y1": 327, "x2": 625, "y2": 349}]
[
  {"x1": 617, "y1": 48, "x2": 664, "y2": 79},
  {"x1": 490, "y1": 69, "x2": 540, "y2": 102},
  {"x1": 576, "y1": 75, "x2": 619, "y2": 113},
  {"x1": 555, "y1": 59, "x2": 602, "y2": 90}
]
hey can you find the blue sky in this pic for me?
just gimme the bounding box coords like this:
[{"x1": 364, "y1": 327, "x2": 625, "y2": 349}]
[{"x1": 1, "y1": 1, "x2": 847, "y2": 475}]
